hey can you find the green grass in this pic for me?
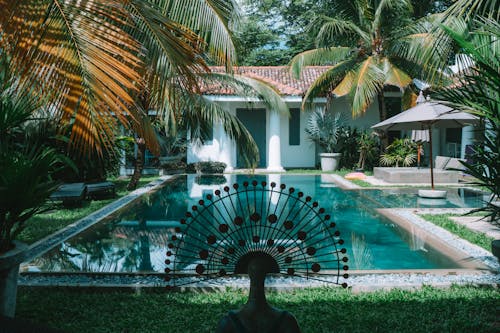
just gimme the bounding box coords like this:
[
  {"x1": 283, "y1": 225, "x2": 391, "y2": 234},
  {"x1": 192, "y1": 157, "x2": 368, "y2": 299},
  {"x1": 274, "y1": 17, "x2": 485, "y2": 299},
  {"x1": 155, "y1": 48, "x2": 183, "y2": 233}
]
[
  {"x1": 16, "y1": 286, "x2": 500, "y2": 333},
  {"x1": 420, "y1": 214, "x2": 494, "y2": 251},
  {"x1": 17, "y1": 176, "x2": 159, "y2": 244}
]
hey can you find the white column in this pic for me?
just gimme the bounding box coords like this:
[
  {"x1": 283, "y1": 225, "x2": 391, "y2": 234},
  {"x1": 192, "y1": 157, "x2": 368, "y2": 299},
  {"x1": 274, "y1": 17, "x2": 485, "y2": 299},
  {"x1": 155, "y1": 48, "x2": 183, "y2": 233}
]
[
  {"x1": 267, "y1": 111, "x2": 284, "y2": 171},
  {"x1": 268, "y1": 174, "x2": 282, "y2": 205},
  {"x1": 217, "y1": 122, "x2": 234, "y2": 171},
  {"x1": 461, "y1": 126, "x2": 474, "y2": 159}
]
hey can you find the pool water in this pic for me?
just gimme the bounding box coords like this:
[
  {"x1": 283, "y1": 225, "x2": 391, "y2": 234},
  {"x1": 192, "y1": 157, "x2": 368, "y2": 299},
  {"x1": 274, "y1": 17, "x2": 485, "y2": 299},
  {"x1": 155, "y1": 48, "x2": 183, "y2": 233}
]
[{"x1": 29, "y1": 175, "x2": 485, "y2": 273}]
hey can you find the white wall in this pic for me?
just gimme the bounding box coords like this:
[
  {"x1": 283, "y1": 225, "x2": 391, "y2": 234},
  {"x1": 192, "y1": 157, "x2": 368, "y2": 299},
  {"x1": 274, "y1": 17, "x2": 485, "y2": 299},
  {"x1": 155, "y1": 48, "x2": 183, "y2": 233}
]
[
  {"x1": 188, "y1": 93, "x2": 402, "y2": 169},
  {"x1": 187, "y1": 101, "x2": 237, "y2": 170},
  {"x1": 280, "y1": 102, "x2": 316, "y2": 168}
]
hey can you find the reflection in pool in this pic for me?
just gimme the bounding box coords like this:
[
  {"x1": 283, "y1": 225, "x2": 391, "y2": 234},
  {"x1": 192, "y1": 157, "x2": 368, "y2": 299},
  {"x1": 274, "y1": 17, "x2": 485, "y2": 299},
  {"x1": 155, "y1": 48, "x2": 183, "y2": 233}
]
[{"x1": 29, "y1": 175, "x2": 485, "y2": 273}]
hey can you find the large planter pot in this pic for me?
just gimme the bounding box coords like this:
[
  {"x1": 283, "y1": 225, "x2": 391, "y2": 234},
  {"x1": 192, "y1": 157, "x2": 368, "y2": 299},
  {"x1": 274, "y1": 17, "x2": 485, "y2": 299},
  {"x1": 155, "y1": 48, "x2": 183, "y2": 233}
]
[
  {"x1": 320, "y1": 153, "x2": 341, "y2": 171},
  {"x1": 0, "y1": 241, "x2": 28, "y2": 317}
]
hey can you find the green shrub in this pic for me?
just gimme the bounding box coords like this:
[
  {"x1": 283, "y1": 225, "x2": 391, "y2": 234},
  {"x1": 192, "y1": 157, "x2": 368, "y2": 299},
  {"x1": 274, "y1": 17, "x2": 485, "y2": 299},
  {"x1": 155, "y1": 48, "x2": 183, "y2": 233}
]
[{"x1": 186, "y1": 162, "x2": 227, "y2": 174}]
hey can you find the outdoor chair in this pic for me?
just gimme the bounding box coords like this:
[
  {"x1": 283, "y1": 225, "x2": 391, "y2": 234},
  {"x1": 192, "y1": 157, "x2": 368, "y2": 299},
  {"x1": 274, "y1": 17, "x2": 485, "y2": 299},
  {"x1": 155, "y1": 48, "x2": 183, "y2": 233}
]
[
  {"x1": 85, "y1": 181, "x2": 116, "y2": 200},
  {"x1": 49, "y1": 183, "x2": 87, "y2": 206}
]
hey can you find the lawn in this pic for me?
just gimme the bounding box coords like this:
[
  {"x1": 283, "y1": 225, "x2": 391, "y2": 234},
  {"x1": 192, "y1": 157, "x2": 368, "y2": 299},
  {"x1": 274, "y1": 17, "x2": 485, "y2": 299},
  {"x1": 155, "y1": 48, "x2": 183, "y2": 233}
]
[
  {"x1": 18, "y1": 176, "x2": 159, "y2": 245},
  {"x1": 16, "y1": 286, "x2": 499, "y2": 333},
  {"x1": 420, "y1": 214, "x2": 494, "y2": 251}
]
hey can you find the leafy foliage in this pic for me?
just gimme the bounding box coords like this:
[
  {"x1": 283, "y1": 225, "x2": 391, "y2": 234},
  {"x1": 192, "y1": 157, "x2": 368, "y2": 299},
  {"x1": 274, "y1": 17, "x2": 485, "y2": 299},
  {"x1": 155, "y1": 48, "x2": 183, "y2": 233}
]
[
  {"x1": 289, "y1": 0, "x2": 421, "y2": 121},
  {"x1": 357, "y1": 131, "x2": 380, "y2": 170},
  {"x1": 305, "y1": 109, "x2": 345, "y2": 153},
  {"x1": 380, "y1": 138, "x2": 417, "y2": 167},
  {"x1": 0, "y1": 67, "x2": 71, "y2": 252},
  {"x1": 186, "y1": 162, "x2": 227, "y2": 174},
  {"x1": 434, "y1": 17, "x2": 499, "y2": 223},
  {"x1": 0, "y1": 0, "x2": 238, "y2": 157}
]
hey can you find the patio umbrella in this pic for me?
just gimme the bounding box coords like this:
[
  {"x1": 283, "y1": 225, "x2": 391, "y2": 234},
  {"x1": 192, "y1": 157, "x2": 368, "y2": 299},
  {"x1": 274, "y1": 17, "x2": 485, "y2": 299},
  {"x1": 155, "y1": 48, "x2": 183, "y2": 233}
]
[{"x1": 371, "y1": 101, "x2": 478, "y2": 190}]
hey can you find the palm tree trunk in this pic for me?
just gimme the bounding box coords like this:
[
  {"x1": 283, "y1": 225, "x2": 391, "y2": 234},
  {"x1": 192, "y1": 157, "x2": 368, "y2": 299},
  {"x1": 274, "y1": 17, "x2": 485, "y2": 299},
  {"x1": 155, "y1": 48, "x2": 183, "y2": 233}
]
[
  {"x1": 377, "y1": 92, "x2": 389, "y2": 149},
  {"x1": 127, "y1": 137, "x2": 146, "y2": 191}
]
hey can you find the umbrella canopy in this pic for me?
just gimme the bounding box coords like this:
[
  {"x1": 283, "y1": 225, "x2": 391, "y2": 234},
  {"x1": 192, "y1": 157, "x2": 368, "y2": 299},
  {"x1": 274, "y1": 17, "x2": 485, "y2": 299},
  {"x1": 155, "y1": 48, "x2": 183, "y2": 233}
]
[
  {"x1": 371, "y1": 101, "x2": 479, "y2": 190},
  {"x1": 371, "y1": 102, "x2": 478, "y2": 131}
]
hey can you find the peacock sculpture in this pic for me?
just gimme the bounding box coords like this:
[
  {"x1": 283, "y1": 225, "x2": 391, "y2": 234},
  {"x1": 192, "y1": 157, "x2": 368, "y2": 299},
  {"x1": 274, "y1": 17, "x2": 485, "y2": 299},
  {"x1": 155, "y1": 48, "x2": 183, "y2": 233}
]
[
  {"x1": 164, "y1": 180, "x2": 349, "y2": 287},
  {"x1": 164, "y1": 180, "x2": 349, "y2": 332}
]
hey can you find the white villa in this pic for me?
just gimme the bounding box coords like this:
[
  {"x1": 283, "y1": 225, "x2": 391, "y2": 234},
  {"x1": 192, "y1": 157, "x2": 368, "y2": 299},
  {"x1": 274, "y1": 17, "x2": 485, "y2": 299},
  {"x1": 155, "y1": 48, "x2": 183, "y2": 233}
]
[{"x1": 185, "y1": 66, "x2": 476, "y2": 171}]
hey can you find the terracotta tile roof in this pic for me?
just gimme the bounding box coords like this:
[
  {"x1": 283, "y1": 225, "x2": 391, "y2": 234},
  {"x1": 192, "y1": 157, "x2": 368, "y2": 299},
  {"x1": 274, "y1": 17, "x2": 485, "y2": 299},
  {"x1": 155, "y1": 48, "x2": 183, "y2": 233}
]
[{"x1": 202, "y1": 66, "x2": 331, "y2": 96}]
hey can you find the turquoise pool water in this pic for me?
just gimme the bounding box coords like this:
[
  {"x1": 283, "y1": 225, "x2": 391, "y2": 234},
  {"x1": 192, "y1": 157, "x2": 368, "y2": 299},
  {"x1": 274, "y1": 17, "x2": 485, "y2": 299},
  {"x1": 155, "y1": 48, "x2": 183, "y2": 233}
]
[{"x1": 30, "y1": 175, "x2": 485, "y2": 273}]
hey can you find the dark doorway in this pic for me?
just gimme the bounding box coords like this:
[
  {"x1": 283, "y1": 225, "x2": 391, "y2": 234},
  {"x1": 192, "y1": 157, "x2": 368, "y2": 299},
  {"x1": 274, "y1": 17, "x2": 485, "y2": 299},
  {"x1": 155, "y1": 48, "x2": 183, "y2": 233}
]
[{"x1": 236, "y1": 108, "x2": 266, "y2": 168}]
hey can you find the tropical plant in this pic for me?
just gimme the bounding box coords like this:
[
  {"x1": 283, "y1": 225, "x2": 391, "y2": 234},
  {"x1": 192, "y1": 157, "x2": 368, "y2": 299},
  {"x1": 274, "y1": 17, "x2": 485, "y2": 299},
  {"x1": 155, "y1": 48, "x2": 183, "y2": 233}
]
[
  {"x1": 379, "y1": 138, "x2": 417, "y2": 167},
  {"x1": 337, "y1": 127, "x2": 360, "y2": 169},
  {"x1": 357, "y1": 132, "x2": 380, "y2": 170},
  {"x1": 305, "y1": 109, "x2": 345, "y2": 153},
  {"x1": 434, "y1": 17, "x2": 499, "y2": 223},
  {"x1": 0, "y1": 0, "x2": 240, "y2": 157},
  {"x1": 0, "y1": 74, "x2": 71, "y2": 253},
  {"x1": 290, "y1": 0, "x2": 423, "y2": 125}
]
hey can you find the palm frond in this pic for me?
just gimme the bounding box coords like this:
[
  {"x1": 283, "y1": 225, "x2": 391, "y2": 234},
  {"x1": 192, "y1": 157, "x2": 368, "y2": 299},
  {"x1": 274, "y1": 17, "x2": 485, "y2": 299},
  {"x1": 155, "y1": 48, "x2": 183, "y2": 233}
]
[
  {"x1": 206, "y1": 73, "x2": 289, "y2": 116},
  {"x1": 445, "y1": 0, "x2": 499, "y2": 21},
  {"x1": 161, "y1": 0, "x2": 238, "y2": 66},
  {"x1": 332, "y1": 71, "x2": 356, "y2": 96},
  {"x1": 313, "y1": 16, "x2": 370, "y2": 48},
  {"x1": 289, "y1": 47, "x2": 352, "y2": 79},
  {"x1": 301, "y1": 58, "x2": 359, "y2": 108},
  {"x1": 181, "y1": 93, "x2": 259, "y2": 167},
  {"x1": 349, "y1": 57, "x2": 385, "y2": 117},
  {"x1": 1, "y1": 0, "x2": 144, "y2": 156},
  {"x1": 382, "y1": 58, "x2": 412, "y2": 89},
  {"x1": 372, "y1": 0, "x2": 412, "y2": 31}
]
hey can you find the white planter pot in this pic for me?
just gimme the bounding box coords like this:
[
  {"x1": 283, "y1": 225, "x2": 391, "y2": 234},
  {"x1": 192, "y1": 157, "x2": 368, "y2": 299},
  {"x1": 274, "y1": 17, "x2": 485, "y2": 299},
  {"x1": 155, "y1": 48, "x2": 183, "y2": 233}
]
[{"x1": 320, "y1": 153, "x2": 341, "y2": 171}]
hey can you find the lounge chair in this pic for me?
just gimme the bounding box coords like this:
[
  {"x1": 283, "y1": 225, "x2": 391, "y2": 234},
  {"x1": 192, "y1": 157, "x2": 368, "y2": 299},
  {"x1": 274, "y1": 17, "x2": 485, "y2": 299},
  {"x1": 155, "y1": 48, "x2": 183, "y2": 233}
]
[
  {"x1": 49, "y1": 183, "x2": 87, "y2": 206},
  {"x1": 86, "y1": 181, "x2": 116, "y2": 199},
  {"x1": 373, "y1": 156, "x2": 464, "y2": 184}
]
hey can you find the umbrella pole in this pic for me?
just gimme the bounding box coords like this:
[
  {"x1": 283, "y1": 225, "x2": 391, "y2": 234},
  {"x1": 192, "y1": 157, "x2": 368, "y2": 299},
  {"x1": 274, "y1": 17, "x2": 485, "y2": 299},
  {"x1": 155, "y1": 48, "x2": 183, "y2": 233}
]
[{"x1": 428, "y1": 126, "x2": 434, "y2": 190}]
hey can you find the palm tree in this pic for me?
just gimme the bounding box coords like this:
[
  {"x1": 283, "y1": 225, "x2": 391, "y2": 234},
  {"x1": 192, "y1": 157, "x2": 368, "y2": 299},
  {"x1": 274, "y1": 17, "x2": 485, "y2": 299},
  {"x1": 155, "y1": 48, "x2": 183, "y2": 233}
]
[
  {"x1": 0, "y1": 0, "x2": 241, "y2": 157},
  {"x1": 289, "y1": 0, "x2": 423, "y2": 126},
  {"x1": 394, "y1": 0, "x2": 498, "y2": 84},
  {"x1": 434, "y1": 17, "x2": 499, "y2": 223}
]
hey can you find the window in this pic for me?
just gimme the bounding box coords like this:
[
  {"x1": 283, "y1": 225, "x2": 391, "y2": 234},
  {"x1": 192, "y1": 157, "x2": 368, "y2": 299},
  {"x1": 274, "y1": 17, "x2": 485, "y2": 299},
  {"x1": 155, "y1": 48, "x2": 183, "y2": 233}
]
[
  {"x1": 385, "y1": 97, "x2": 402, "y2": 143},
  {"x1": 289, "y1": 108, "x2": 300, "y2": 146}
]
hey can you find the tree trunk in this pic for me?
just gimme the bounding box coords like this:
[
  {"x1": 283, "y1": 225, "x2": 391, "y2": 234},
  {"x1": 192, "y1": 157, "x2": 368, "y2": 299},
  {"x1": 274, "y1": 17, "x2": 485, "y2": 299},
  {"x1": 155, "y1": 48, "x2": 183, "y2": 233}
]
[
  {"x1": 377, "y1": 92, "x2": 389, "y2": 150},
  {"x1": 127, "y1": 137, "x2": 146, "y2": 191}
]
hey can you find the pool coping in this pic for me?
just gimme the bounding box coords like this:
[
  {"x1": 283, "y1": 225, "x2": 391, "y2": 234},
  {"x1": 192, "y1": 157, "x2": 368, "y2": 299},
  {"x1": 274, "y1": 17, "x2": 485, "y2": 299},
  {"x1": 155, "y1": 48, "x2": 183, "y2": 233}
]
[
  {"x1": 22, "y1": 176, "x2": 177, "y2": 264},
  {"x1": 19, "y1": 174, "x2": 500, "y2": 290}
]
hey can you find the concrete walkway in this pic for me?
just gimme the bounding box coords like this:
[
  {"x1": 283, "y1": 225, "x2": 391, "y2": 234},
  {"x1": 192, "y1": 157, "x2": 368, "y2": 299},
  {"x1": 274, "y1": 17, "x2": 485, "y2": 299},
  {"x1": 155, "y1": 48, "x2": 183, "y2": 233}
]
[
  {"x1": 363, "y1": 175, "x2": 460, "y2": 187},
  {"x1": 449, "y1": 216, "x2": 500, "y2": 239}
]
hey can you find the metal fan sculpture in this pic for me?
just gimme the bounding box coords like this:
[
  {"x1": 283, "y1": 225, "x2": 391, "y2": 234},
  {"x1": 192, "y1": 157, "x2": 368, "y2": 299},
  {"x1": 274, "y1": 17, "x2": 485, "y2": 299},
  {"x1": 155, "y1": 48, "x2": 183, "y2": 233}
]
[
  {"x1": 165, "y1": 180, "x2": 348, "y2": 332},
  {"x1": 164, "y1": 180, "x2": 349, "y2": 287}
]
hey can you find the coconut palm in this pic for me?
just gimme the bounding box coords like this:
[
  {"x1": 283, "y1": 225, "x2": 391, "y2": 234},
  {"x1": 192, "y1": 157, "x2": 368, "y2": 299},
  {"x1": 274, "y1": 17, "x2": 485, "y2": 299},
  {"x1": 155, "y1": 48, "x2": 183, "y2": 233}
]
[
  {"x1": 395, "y1": 0, "x2": 498, "y2": 84},
  {"x1": 0, "y1": 0, "x2": 240, "y2": 157},
  {"x1": 289, "y1": 0, "x2": 423, "y2": 123}
]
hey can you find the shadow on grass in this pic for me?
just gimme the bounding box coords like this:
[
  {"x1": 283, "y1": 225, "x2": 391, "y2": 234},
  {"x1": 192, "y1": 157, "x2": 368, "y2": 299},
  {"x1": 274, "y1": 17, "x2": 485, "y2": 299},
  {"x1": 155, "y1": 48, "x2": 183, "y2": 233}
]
[{"x1": 16, "y1": 286, "x2": 499, "y2": 333}]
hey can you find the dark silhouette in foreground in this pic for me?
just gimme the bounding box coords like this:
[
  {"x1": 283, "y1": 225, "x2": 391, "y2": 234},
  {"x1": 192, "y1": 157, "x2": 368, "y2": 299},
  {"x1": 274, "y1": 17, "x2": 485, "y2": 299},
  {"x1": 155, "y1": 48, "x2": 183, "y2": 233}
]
[{"x1": 216, "y1": 253, "x2": 301, "y2": 333}]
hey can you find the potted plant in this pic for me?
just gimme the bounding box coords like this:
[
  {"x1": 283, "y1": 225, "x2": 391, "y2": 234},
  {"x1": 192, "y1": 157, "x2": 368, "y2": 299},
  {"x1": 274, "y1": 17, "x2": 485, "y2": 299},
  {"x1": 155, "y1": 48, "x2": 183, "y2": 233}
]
[
  {"x1": 0, "y1": 75, "x2": 68, "y2": 317},
  {"x1": 357, "y1": 131, "x2": 379, "y2": 171},
  {"x1": 305, "y1": 109, "x2": 345, "y2": 171},
  {"x1": 379, "y1": 138, "x2": 417, "y2": 167}
]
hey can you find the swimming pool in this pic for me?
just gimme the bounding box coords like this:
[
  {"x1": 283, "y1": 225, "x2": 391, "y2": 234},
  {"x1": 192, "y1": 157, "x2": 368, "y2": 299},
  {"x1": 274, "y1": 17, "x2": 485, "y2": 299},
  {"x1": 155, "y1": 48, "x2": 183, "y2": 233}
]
[{"x1": 28, "y1": 174, "x2": 485, "y2": 273}]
